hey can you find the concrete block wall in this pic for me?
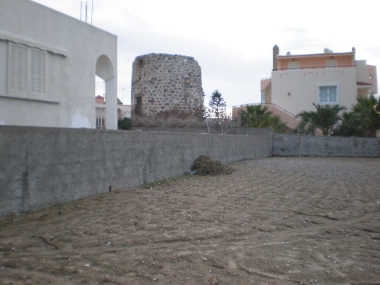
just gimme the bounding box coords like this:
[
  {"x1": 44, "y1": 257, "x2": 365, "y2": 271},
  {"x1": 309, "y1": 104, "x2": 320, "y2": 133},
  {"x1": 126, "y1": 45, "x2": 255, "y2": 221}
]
[
  {"x1": 0, "y1": 126, "x2": 272, "y2": 218},
  {"x1": 132, "y1": 127, "x2": 273, "y2": 136},
  {"x1": 273, "y1": 134, "x2": 380, "y2": 157}
]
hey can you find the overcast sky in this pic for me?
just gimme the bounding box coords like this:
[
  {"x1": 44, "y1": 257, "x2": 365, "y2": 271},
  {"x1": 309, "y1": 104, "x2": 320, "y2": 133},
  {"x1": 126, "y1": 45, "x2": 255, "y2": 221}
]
[{"x1": 33, "y1": 0, "x2": 380, "y2": 108}]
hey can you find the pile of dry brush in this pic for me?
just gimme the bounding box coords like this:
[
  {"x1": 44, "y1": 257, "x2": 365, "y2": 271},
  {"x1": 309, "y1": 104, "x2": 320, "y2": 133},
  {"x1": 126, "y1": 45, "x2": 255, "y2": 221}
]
[{"x1": 191, "y1": 155, "x2": 233, "y2": 176}]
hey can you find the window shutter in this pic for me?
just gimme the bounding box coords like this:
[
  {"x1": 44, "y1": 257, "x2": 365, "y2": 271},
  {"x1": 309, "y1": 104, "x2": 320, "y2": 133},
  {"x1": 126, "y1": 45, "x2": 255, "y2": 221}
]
[
  {"x1": 10, "y1": 45, "x2": 27, "y2": 92},
  {"x1": 30, "y1": 50, "x2": 45, "y2": 94}
]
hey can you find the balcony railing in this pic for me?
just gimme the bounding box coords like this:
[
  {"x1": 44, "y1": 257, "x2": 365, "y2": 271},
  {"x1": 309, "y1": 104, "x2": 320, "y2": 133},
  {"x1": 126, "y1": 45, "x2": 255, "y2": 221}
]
[{"x1": 275, "y1": 65, "x2": 356, "y2": 71}]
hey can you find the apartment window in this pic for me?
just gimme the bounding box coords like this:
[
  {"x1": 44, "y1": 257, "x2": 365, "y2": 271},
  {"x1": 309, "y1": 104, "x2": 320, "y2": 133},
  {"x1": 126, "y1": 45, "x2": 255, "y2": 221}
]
[
  {"x1": 319, "y1": 85, "x2": 338, "y2": 104},
  {"x1": 326, "y1": 60, "x2": 337, "y2": 68},
  {"x1": 96, "y1": 107, "x2": 106, "y2": 129},
  {"x1": 288, "y1": 61, "x2": 299, "y2": 70},
  {"x1": 261, "y1": 90, "x2": 265, "y2": 104},
  {"x1": 8, "y1": 43, "x2": 46, "y2": 98}
]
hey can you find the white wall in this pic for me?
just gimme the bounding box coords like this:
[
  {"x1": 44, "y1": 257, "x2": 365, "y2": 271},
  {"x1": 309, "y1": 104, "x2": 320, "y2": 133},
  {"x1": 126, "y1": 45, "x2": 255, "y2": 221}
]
[
  {"x1": 0, "y1": 40, "x2": 6, "y2": 97},
  {"x1": 271, "y1": 67, "x2": 357, "y2": 115},
  {"x1": 0, "y1": 0, "x2": 117, "y2": 129},
  {"x1": 118, "y1": 105, "x2": 131, "y2": 119},
  {"x1": 356, "y1": 60, "x2": 367, "y2": 83}
]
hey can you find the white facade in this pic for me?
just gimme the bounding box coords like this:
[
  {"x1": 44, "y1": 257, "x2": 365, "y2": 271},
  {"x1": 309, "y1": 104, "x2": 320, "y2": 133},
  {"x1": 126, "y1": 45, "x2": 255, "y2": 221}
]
[
  {"x1": 0, "y1": 0, "x2": 117, "y2": 129},
  {"x1": 118, "y1": 105, "x2": 131, "y2": 119},
  {"x1": 269, "y1": 46, "x2": 377, "y2": 116},
  {"x1": 271, "y1": 67, "x2": 358, "y2": 115}
]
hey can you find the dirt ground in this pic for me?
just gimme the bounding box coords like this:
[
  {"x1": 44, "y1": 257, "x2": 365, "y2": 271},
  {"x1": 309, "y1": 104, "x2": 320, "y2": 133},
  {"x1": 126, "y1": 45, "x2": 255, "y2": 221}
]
[{"x1": 1, "y1": 157, "x2": 380, "y2": 285}]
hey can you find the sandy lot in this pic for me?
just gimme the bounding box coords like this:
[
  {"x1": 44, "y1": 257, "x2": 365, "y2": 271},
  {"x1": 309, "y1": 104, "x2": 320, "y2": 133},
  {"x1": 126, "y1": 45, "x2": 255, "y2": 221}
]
[{"x1": 1, "y1": 157, "x2": 380, "y2": 285}]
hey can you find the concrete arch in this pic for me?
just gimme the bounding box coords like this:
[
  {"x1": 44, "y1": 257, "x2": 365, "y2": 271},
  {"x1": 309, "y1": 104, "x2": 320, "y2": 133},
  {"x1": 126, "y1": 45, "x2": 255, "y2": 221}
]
[{"x1": 96, "y1": 55, "x2": 117, "y2": 129}]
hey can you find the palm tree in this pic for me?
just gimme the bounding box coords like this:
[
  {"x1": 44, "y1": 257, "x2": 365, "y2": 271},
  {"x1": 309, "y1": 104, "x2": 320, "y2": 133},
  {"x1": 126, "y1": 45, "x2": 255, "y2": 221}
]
[
  {"x1": 239, "y1": 105, "x2": 286, "y2": 133},
  {"x1": 333, "y1": 96, "x2": 380, "y2": 137},
  {"x1": 330, "y1": 112, "x2": 356, "y2": 137},
  {"x1": 351, "y1": 96, "x2": 380, "y2": 137},
  {"x1": 296, "y1": 103, "x2": 347, "y2": 136}
]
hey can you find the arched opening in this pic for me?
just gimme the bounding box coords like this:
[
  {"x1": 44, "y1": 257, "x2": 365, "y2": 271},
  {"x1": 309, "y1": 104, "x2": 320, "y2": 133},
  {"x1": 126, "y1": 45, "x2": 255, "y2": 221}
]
[{"x1": 95, "y1": 55, "x2": 116, "y2": 129}]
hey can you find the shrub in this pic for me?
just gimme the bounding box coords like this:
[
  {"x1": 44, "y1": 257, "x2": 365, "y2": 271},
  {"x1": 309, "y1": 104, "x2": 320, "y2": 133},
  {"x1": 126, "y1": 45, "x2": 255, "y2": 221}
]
[
  {"x1": 191, "y1": 155, "x2": 233, "y2": 176},
  {"x1": 118, "y1": 117, "x2": 133, "y2": 130}
]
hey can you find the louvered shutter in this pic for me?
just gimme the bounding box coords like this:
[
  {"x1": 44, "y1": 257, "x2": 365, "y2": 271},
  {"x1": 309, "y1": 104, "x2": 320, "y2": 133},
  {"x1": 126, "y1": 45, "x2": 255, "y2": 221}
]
[
  {"x1": 9, "y1": 45, "x2": 27, "y2": 92},
  {"x1": 30, "y1": 50, "x2": 45, "y2": 94}
]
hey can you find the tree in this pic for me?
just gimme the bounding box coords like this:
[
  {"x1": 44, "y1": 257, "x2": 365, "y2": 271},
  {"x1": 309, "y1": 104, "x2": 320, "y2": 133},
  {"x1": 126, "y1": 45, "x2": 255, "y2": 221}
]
[
  {"x1": 294, "y1": 114, "x2": 317, "y2": 135},
  {"x1": 118, "y1": 117, "x2": 132, "y2": 130},
  {"x1": 239, "y1": 104, "x2": 286, "y2": 133},
  {"x1": 331, "y1": 95, "x2": 380, "y2": 137},
  {"x1": 208, "y1": 90, "x2": 227, "y2": 122},
  {"x1": 350, "y1": 95, "x2": 380, "y2": 137},
  {"x1": 296, "y1": 103, "x2": 347, "y2": 136}
]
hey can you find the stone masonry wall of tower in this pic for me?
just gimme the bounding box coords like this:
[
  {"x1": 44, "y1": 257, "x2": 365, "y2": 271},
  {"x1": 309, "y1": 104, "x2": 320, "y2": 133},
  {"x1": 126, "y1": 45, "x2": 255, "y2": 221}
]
[{"x1": 131, "y1": 53, "x2": 203, "y2": 120}]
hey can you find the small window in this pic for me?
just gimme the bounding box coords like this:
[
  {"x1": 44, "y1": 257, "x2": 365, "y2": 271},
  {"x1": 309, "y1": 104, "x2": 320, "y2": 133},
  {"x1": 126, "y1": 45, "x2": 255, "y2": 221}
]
[
  {"x1": 135, "y1": 97, "x2": 142, "y2": 116},
  {"x1": 319, "y1": 85, "x2": 338, "y2": 104},
  {"x1": 261, "y1": 90, "x2": 265, "y2": 104},
  {"x1": 137, "y1": 59, "x2": 145, "y2": 68},
  {"x1": 326, "y1": 60, "x2": 337, "y2": 68},
  {"x1": 288, "y1": 61, "x2": 299, "y2": 70},
  {"x1": 96, "y1": 107, "x2": 106, "y2": 129}
]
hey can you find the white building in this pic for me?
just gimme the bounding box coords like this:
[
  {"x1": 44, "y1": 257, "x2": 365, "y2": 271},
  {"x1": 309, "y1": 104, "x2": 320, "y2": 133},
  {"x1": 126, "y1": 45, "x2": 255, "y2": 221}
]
[
  {"x1": 232, "y1": 46, "x2": 377, "y2": 132},
  {"x1": 269, "y1": 45, "x2": 377, "y2": 116},
  {"x1": 95, "y1": 95, "x2": 131, "y2": 129},
  {"x1": 0, "y1": 0, "x2": 118, "y2": 129}
]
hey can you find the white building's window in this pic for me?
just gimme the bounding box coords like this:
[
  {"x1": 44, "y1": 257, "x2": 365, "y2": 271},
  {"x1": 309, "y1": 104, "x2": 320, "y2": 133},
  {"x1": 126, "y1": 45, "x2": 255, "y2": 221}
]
[
  {"x1": 288, "y1": 61, "x2": 299, "y2": 70},
  {"x1": 8, "y1": 43, "x2": 46, "y2": 98},
  {"x1": 261, "y1": 90, "x2": 265, "y2": 103},
  {"x1": 319, "y1": 85, "x2": 338, "y2": 104},
  {"x1": 326, "y1": 60, "x2": 337, "y2": 68},
  {"x1": 96, "y1": 107, "x2": 106, "y2": 129}
]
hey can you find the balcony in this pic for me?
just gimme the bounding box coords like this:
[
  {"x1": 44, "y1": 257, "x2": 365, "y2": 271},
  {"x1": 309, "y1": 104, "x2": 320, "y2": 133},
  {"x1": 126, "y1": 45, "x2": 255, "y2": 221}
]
[{"x1": 275, "y1": 65, "x2": 356, "y2": 71}]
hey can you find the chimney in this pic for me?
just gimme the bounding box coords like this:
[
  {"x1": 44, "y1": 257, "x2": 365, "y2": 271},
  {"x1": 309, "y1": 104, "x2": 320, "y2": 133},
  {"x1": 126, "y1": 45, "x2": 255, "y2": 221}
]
[{"x1": 273, "y1": 45, "x2": 279, "y2": 71}]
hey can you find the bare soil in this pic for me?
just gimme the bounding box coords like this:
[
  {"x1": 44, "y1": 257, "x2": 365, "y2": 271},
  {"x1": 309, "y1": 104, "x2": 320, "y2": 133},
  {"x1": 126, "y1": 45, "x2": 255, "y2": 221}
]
[{"x1": 1, "y1": 157, "x2": 380, "y2": 285}]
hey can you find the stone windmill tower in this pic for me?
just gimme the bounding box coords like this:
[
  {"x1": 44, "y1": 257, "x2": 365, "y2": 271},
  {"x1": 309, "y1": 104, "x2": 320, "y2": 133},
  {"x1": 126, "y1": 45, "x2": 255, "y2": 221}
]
[{"x1": 131, "y1": 53, "x2": 203, "y2": 123}]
